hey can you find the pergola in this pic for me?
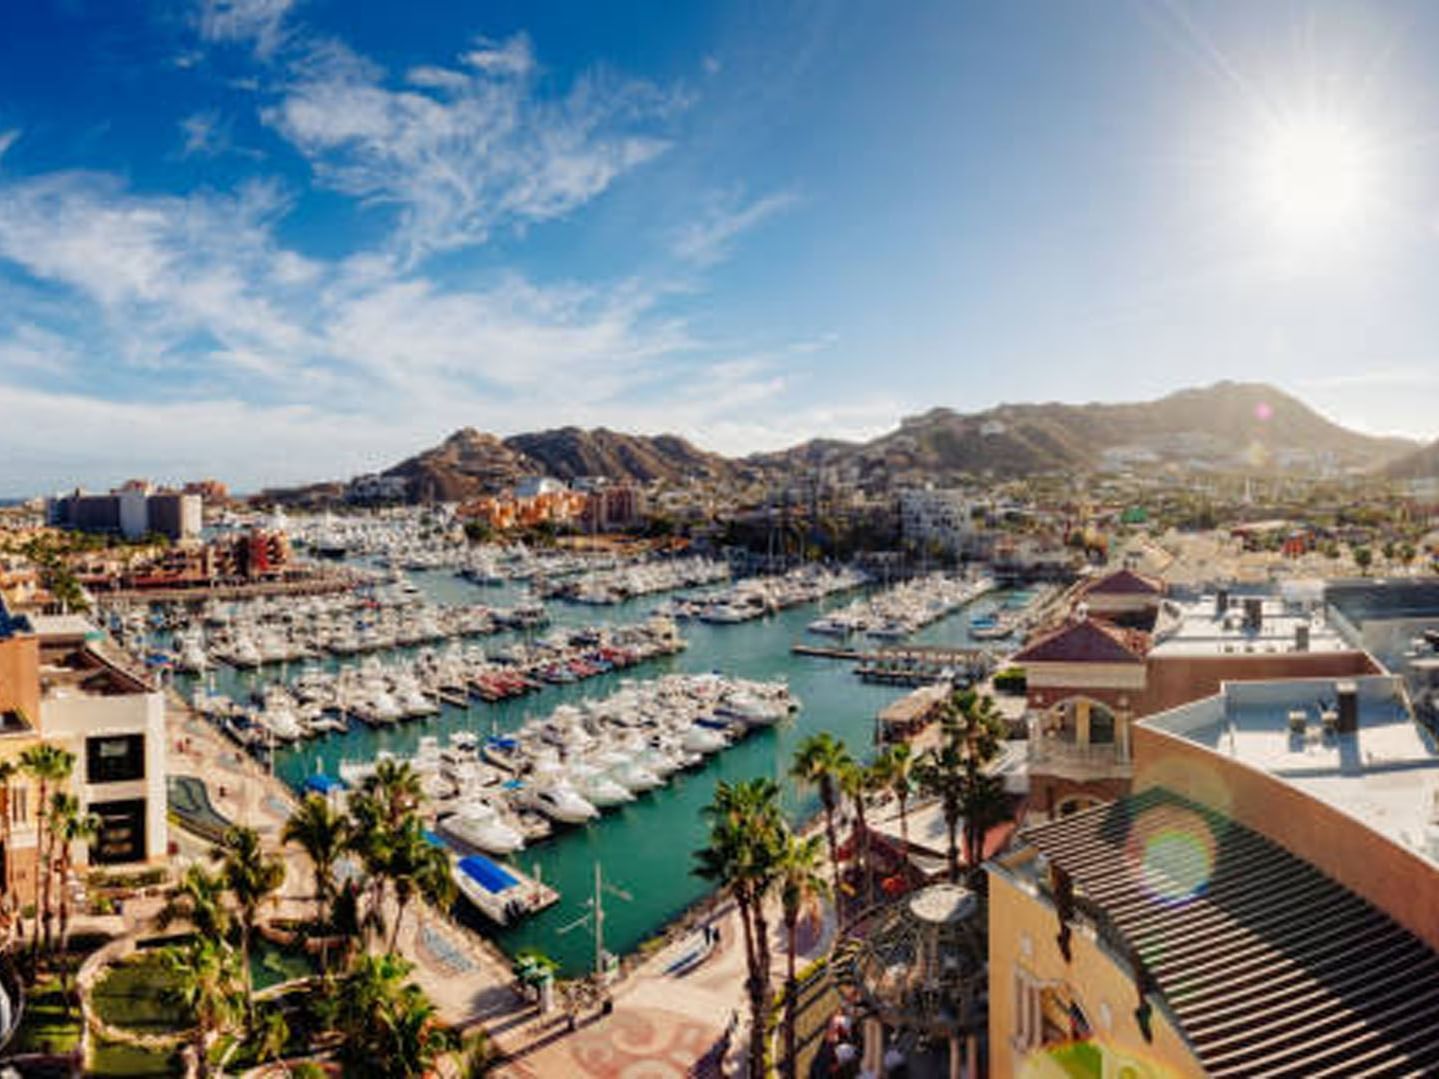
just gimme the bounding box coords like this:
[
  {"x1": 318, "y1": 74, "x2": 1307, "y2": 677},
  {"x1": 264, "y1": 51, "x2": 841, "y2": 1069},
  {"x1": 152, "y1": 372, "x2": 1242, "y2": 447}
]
[{"x1": 829, "y1": 883, "x2": 987, "y2": 1078}]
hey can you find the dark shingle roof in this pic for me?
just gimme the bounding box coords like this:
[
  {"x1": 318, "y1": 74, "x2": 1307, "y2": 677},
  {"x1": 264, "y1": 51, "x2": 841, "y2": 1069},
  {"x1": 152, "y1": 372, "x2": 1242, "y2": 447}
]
[
  {"x1": 1011, "y1": 617, "x2": 1149, "y2": 665},
  {"x1": 1023, "y1": 787, "x2": 1439, "y2": 1078},
  {"x1": 1080, "y1": 568, "x2": 1165, "y2": 598}
]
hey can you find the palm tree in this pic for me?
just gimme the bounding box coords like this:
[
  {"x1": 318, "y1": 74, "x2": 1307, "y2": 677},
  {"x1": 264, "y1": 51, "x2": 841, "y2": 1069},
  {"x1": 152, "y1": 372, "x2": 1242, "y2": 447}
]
[
  {"x1": 694, "y1": 778, "x2": 783, "y2": 1077},
  {"x1": 385, "y1": 816, "x2": 454, "y2": 952},
  {"x1": 159, "y1": 864, "x2": 232, "y2": 940},
  {"x1": 362, "y1": 759, "x2": 423, "y2": 821},
  {"x1": 281, "y1": 793, "x2": 349, "y2": 966},
  {"x1": 776, "y1": 832, "x2": 829, "y2": 1079},
  {"x1": 20, "y1": 743, "x2": 74, "y2": 960},
  {"x1": 332, "y1": 952, "x2": 453, "y2": 1076},
  {"x1": 789, "y1": 733, "x2": 853, "y2": 893},
  {"x1": 914, "y1": 726, "x2": 967, "y2": 884},
  {"x1": 255, "y1": 1008, "x2": 290, "y2": 1071},
  {"x1": 50, "y1": 792, "x2": 98, "y2": 1002},
  {"x1": 838, "y1": 760, "x2": 878, "y2": 904},
  {"x1": 165, "y1": 937, "x2": 246, "y2": 1078},
  {"x1": 346, "y1": 790, "x2": 398, "y2": 945},
  {"x1": 874, "y1": 743, "x2": 915, "y2": 855},
  {"x1": 959, "y1": 758, "x2": 1010, "y2": 875},
  {"x1": 0, "y1": 759, "x2": 17, "y2": 916},
  {"x1": 945, "y1": 688, "x2": 1005, "y2": 765},
  {"x1": 212, "y1": 825, "x2": 285, "y2": 1022}
]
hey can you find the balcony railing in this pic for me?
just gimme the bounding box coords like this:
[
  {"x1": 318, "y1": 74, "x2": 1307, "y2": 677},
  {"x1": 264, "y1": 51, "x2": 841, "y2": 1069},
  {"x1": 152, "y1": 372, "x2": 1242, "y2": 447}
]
[{"x1": 1027, "y1": 735, "x2": 1132, "y2": 777}]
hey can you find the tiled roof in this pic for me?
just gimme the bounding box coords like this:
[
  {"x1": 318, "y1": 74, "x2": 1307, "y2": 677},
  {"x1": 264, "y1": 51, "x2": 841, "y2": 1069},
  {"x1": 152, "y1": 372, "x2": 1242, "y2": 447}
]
[
  {"x1": 1080, "y1": 568, "x2": 1165, "y2": 597},
  {"x1": 1024, "y1": 787, "x2": 1439, "y2": 1078},
  {"x1": 1012, "y1": 617, "x2": 1149, "y2": 665}
]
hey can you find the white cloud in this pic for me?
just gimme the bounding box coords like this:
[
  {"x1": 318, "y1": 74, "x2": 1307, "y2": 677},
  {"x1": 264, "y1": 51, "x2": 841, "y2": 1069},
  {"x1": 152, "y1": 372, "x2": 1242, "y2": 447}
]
[
  {"x1": 672, "y1": 188, "x2": 799, "y2": 266},
  {"x1": 0, "y1": 130, "x2": 19, "y2": 162},
  {"x1": 0, "y1": 324, "x2": 75, "y2": 376},
  {"x1": 196, "y1": 0, "x2": 298, "y2": 58},
  {"x1": 264, "y1": 35, "x2": 679, "y2": 264},
  {"x1": 179, "y1": 110, "x2": 225, "y2": 157}
]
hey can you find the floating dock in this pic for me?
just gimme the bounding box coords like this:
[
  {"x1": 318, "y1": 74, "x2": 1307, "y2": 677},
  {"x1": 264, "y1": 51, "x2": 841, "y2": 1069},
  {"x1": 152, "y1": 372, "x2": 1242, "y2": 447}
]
[{"x1": 793, "y1": 643, "x2": 994, "y2": 686}]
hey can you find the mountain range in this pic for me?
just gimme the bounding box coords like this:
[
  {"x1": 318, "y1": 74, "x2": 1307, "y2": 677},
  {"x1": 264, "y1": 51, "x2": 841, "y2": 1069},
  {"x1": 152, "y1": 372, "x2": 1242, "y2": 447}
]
[{"x1": 276, "y1": 381, "x2": 1432, "y2": 503}]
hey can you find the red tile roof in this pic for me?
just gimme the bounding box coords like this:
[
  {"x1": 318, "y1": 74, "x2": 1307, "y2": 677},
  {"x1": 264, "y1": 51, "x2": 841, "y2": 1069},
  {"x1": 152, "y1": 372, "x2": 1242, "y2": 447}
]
[
  {"x1": 1079, "y1": 568, "x2": 1165, "y2": 597},
  {"x1": 1012, "y1": 617, "x2": 1150, "y2": 665}
]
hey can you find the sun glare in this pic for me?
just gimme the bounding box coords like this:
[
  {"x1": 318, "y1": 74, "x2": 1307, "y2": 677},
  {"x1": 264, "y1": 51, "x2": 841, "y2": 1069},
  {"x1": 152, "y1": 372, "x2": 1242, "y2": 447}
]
[{"x1": 1253, "y1": 113, "x2": 1376, "y2": 242}]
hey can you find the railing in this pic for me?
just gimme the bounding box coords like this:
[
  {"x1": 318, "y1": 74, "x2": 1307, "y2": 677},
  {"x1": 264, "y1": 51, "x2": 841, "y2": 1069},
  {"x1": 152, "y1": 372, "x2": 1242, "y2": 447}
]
[{"x1": 1026, "y1": 737, "x2": 1130, "y2": 768}]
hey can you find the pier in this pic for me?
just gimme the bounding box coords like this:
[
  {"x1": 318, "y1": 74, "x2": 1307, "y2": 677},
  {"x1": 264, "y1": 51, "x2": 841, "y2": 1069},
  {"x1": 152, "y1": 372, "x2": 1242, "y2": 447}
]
[{"x1": 793, "y1": 642, "x2": 995, "y2": 686}]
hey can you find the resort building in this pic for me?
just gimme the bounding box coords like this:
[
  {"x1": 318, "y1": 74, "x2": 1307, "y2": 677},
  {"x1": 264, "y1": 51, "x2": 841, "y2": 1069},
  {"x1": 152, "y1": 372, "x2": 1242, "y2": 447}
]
[
  {"x1": 988, "y1": 671, "x2": 1439, "y2": 1077},
  {"x1": 0, "y1": 604, "x2": 169, "y2": 897},
  {"x1": 47, "y1": 481, "x2": 202, "y2": 541},
  {"x1": 898, "y1": 487, "x2": 981, "y2": 557},
  {"x1": 1014, "y1": 577, "x2": 1380, "y2": 820}
]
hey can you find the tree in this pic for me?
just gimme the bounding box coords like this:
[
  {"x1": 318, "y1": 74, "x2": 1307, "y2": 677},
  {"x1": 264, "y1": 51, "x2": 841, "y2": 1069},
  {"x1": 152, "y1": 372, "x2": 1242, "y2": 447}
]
[
  {"x1": 776, "y1": 832, "x2": 829, "y2": 1078},
  {"x1": 384, "y1": 816, "x2": 455, "y2": 952},
  {"x1": 255, "y1": 1008, "x2": 290, "y2": 1070},
  {"x1": 165, "y1": 937, "x2": 246, "y2": 1079},
  {"x1": 913, "y1": 728, "x2": 967, "y2": 883},
  {"x1": 838, "y1": 760, "x2": 879, "y2": 905},
  {"x1": 281, "y1": 793, "x2": 350, "y2": 967},
  {"x1": 872, "y1": 743, "x2": 915, "y2": 858},
  {"x1": 362, "y1": 759, "x2": 423, "y2": 820},
  {"x1": 958, "y1": 759, "x2": 1010, "y2": 875},
  {"x1": 212, "y1": 825, "x2": 285, "y2": 1023},
  {"x1": 694, "y1": 778, "x2": 783, "y2": 1076},
  {"x1": 331, "y1": 953, "x2": 454, "y2": 1077},
  {"x1": 50, "y1": 792, "x2": 98, "y2": 1000},
  {"x1": 1353, "y1": 545, "x2": 1373, "y2": 574},
  {"x1": 20, "y1": 744, "x2": 75, "y2": 961},
  {"x1": 789, "y1": 733, "x2": 853, "y2": 893},
  {"x1": 0, "y1": 759, "x2": 17, "y2": 915},
  {"x1": 944, "y1": 688, "x2": 1006, "y2": 766},
  {"x1": 159, "y1": 865, "x2": 232, "y2": 940}
]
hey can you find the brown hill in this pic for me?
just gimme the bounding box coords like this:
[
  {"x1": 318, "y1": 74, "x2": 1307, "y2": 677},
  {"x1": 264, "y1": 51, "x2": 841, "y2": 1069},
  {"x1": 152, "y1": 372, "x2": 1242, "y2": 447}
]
[
  {"x1": 1383, "y1": 439, "x2": 1439, "y2": 480},
  {"x1": 503, "y1": 427, "x2": 737, "y2": 485},
  {"x1": 754, "y1": 382, "x2": 1416, "y2": 479},
  {"x1": 385, "y1": 428, "x2": 538, "y2": 501}
]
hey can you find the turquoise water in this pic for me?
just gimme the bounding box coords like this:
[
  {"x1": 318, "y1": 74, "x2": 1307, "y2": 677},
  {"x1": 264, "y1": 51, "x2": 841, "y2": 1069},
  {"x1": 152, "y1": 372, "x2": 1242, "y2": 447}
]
[{"x1": 184, "y1": 568, "x2": 1009, "y2": 975}]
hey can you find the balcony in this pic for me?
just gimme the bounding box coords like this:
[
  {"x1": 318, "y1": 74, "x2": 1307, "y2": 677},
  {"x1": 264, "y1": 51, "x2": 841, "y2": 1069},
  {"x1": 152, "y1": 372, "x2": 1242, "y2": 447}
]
[{"x1": 1027, "y1": 733, "x2": 1132, "y2": 781}]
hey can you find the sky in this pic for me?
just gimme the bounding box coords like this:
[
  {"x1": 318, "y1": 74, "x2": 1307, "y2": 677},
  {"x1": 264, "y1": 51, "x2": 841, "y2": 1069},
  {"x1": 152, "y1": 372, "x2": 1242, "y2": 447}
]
[{"x1": 2, "y1": 0, "x2": 1439, "y2": 493}]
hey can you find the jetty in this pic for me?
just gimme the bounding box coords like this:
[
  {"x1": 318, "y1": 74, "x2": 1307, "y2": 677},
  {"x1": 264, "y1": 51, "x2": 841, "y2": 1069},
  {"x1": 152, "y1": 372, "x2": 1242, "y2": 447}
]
[{"x1": 793, "y1": 642, "x2": 995, "y2": 686}]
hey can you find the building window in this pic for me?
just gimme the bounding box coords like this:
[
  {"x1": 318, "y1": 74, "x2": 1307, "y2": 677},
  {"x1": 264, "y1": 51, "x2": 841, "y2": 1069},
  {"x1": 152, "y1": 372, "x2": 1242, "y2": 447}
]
[
  {"x1": 90, "y1": 798, "x2": 147, "y2": 865},
  {"x1": 87, "y1": 734, "x2": 146, "y2": 784}
]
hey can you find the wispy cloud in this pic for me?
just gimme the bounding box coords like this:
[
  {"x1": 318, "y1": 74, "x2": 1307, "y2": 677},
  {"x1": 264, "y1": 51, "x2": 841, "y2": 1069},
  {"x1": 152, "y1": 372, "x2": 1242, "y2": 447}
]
[
  {"x1": 672, "y1": 188, "x2": 799, "y2": 266},
  {"x1": 264, "y1": 34, "x2": 683, "y2": 265},
  {"x1": 196, "y1": 0, "x2": 298, "y2": 58},
  {"x1": 0, "y1": 130, "x2": 19, "y2": 162},
  {"x1": 179, "y1": 110, "x2": 225, "y2": 156}
]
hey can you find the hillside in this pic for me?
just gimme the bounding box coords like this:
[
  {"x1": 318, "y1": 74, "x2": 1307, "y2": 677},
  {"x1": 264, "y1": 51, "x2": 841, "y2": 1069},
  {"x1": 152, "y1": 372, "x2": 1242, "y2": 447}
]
[
  {"x1": 503, "y1": 427, "x2": 737, "y2": 485},
  {"x1": 262, "y1": 381, "x2": 1421, "y2": 503},
  {"x1": 754, "y1": 382, "x2": 1417, "y2": 480},
  {"x1": 1383, "y1": 439, "x2": 1439, "y2": 480}
]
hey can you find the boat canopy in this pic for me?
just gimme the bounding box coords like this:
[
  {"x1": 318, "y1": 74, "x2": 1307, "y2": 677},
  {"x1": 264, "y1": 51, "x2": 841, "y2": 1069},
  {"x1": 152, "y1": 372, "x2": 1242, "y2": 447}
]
[{"x1": 458, "y1": 854, "x2": 519, "y2": 895}]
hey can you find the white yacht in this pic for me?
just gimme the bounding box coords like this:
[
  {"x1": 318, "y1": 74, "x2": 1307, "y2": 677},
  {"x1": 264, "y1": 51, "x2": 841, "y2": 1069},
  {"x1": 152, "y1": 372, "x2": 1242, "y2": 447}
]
[
  {"x1": 438, "y1": 800, "x2": 525, "y2": 856},
  {"x1": 521, "y1": 781, "x2": 600, "y2": 824}
]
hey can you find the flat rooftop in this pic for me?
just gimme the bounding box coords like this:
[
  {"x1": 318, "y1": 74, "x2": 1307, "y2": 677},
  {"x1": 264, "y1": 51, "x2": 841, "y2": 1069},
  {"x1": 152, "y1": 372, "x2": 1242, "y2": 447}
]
[
  {"x1": 1145, "y1": 675, "x2": 1439, "y2": 863},
  {"x1": 1149, "y1": 594, "x2": 1348, "y2": 657}
]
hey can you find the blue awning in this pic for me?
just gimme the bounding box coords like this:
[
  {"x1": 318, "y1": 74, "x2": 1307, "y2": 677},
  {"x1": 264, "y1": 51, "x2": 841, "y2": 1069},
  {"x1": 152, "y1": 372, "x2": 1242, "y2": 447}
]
[
  {"x1": 303, "y1": 774, "x2": 345, "y2": 795},
  {"x1": 458, "y1": 854, "x2": 518, "y2": 894}
]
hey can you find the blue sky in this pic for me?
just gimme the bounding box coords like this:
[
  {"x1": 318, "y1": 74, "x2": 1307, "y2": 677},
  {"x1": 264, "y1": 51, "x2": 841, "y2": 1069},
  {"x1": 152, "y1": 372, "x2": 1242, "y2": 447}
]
[{"x1": 2, "y1": 0, "x2": 1438, "y2": 492}]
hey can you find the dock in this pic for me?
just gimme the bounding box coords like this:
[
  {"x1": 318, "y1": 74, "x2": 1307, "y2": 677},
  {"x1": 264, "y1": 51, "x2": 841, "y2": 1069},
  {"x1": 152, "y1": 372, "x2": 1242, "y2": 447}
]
[{"x1": 793, "y1": 642, "x2": 995, "y2": 686}]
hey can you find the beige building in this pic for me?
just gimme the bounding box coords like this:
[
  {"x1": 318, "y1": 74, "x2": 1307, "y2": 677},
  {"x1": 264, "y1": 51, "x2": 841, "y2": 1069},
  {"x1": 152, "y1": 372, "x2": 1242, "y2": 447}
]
[{"x1": 989, "y1": 672, "x2": 1439, "y2": 1077}]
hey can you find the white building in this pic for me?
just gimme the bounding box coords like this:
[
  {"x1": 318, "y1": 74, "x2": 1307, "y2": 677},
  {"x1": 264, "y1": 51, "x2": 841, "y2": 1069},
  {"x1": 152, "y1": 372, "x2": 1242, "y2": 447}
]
[
  {"x1": 899, "y1": 487, "x2": 980, "y2": 556},
  {"x1": 514, "y1": 476, "x2": 568, "y2": 498},
  {"x1": 34, "y1": 618, "x2": 169, "y2": 867}
]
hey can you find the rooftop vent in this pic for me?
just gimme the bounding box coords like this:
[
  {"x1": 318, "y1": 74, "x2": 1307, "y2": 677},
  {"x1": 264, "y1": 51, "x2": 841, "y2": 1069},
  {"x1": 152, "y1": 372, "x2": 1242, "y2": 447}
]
[{"x1": 1336, "y1": 680, "x2": 1358, "y2": 735}]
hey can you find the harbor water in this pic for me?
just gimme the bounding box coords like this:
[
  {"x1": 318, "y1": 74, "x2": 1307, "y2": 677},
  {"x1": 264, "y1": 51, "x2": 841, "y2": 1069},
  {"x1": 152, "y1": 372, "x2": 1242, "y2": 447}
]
[{"x1": 185, "y1": 570, "x2": 1013, "y2": 975}]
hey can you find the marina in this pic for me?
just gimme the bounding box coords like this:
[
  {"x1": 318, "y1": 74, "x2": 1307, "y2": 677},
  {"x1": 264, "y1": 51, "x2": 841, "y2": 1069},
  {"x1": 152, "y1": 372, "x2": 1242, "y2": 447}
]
[{"x1": 148, "y1": 562, "x2": 1024, "y2": 974}]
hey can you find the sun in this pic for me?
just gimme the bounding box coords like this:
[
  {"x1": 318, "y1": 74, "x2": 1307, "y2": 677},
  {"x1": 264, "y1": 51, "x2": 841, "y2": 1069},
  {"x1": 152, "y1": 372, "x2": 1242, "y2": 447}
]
[{"x1": 1252, "y1": 113, "x2": 1376, "y2": 242}]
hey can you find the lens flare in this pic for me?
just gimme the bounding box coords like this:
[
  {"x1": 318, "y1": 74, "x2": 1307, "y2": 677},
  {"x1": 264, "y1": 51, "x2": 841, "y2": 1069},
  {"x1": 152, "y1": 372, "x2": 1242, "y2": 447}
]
[
  {"x1": 1254, "y1": 401, "x2": 1273, "y2": 422},
  {"x1": 1125, "y1": 806, "x2": 1217, "y2": 906}
]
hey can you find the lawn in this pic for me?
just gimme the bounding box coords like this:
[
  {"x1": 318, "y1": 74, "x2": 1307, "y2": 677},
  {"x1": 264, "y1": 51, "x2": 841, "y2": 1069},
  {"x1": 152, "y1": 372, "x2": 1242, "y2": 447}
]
[{"x1": 8, "y1": 977, "x2": 81, "y2": 1056}]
